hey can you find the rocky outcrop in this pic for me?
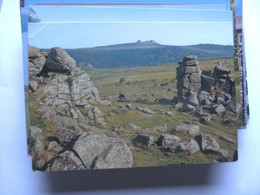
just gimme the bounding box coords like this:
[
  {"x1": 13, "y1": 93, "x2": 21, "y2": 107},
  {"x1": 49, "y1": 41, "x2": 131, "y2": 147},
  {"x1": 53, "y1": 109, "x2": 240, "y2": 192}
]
[
  {"x1": 29, "y1": 46, "x2": 104, "y2": 126},
  {"x1": 174, "y1": 56, "x2": 237, "y2": 123},
  {"x1": 177, "y1": 56, "x2": 201, "y2": 102},
  {"x1": 30, "y1": 126, "x2": 134, "y2": 171},
  {"x1": 28, "y1": 46, "x2": 135, "y2": 171}
]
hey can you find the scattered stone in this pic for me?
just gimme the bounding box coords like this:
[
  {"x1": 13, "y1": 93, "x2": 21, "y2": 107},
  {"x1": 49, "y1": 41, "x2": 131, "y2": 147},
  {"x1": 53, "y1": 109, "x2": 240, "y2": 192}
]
[
  {"x1": 200, "y1": 113, "x2": 212, "y2": 124},
  {"x1": 118, "y1": 93, "x2": 126, "y2": 99},
  {"x1": 112, "y1": 126, "x2": 124, "y2": 133},
  {"x1": 169, "y1": 139, "x2": 200, "y2": 154},
  {"x1": 119, "y1": 77, "x2": 126, "y2": 84},
  {"x1": 136, "y1": 97, "x2": 146, "y2": 103},
  {"x1": 125, "y1": 103, "x2": 132, "y2": 110},
  {"x1": 195, "y1": 135, "x2": 220, "y2": 153},
  {"x1": 165, "y1": 111, "x2": 172, "y2": 115},
  {"x1": 175, "y1": 124, "x2": 200, "y2": 136},
  {"x1": 141, "y1": 107, "x2": 154, "y2": 114},
  {"x1": 156, "y1": 134, "x2": 181, "y2": 146},
  {"x1": 127, "y1": 123, "x2": 141, "y2": 130},
  {"x1": 152, "y1": 124, "x2": 168, "y2": 132},
  {"x1": 134, "y1": 134, "x2": 154, "y2": 146},
  {"x1": 154, "y1": 98, "x2": 172, "y2": 104},
  {"x1": 174, "y1": 102, "x2": 183, "y2": 110}
]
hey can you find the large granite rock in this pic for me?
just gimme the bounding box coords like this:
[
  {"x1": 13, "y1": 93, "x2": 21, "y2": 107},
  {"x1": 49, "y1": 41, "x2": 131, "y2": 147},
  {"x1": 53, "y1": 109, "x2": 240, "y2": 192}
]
[
  {"x1": 73, "y1": 131, "x2": 133, "y2": 169},
  {"x1": 156, "y1": 134, "x2": 181, "y2": 146},
  {"x1": 43, "y1": 47, "x2": 76, "y2": 74},
  {"x1": 169, "y1": 139, "x2": 200, "y2": 154},
  {"x1": 195, "y1": 134, "x2": 220, "y2": 153},
  {"x1": 174, "y1": 123, "x2": 200, "y2": 136}
]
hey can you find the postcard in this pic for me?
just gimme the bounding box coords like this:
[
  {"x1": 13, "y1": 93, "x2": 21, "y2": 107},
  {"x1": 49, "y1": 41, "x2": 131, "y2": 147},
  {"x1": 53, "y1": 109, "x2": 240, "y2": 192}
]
[{"x1": 24, "y1": 2, "x2": 239, "y2": 171}]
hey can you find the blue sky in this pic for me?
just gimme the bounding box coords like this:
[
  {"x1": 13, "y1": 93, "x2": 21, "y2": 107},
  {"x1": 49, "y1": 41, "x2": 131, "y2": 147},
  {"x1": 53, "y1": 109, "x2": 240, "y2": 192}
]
[
  {"x1": 28, "y1": 4, "x2": 234, "y2": 49},
  {"x1": 25, "y1": 0, "x2": 230, "y2": 7},
  {"x1": 235, "y1": 0, "x2": 242, "y2": 15}
]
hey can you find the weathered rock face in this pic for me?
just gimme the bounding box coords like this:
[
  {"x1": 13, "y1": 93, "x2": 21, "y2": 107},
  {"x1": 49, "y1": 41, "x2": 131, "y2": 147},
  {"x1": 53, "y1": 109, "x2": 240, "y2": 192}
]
[
  {"x1": 86, "y1": 107, "x2": 106, "y2": 127},
  {"x1": 50, "y1": 151, "x2": 85, "y2": 171},
  {"x1": 73, "y1": 131, "x2": 133, "y2": 169},
  {"x1": 28, "y1": 45, "x2": 46, "y2": 77},
  {"x1": 30, "y1": 126, "x2": 134, "y2": 171},
  {"x1": 29, "y1": 46, "x2": 104, "y2": 127},
  {"x1": 28, "y1": 46, "x2": 134, "y2": 171},
  {"x1": 174, "y1": 56, "x2": 237, "y2": 123},
  {"x1": 212, "y1": 66, "x2": 235, "y2": 97},
  {"x1": 42, "y1": 47, "x2": 76, "y2": 74}
]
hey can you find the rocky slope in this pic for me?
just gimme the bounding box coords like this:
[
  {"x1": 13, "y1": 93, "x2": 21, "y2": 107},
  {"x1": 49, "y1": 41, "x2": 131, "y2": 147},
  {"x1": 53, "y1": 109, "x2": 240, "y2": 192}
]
[{"x1": 28, "y1": 45, "x2": 133, "y2": 171}]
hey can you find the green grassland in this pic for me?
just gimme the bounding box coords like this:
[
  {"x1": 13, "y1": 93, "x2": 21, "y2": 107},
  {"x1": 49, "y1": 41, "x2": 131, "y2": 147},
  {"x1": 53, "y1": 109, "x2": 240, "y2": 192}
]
[
  {"x1": 29, "y1": 57, "x2": 239, "y2": 167},
  {"x1": 86, "y1": 57, "x2": 239, "y2": 166}
]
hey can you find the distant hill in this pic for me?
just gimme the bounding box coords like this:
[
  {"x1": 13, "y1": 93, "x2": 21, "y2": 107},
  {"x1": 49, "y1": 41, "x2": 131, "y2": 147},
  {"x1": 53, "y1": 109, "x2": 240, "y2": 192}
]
[{"x1": 64, "y1": 40, "x2": 233, "y2": 69}]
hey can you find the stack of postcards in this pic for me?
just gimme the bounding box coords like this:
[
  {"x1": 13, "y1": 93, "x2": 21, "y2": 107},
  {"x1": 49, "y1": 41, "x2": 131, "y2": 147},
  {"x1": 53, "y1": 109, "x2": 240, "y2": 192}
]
[{"x1": 20, "y1": 0, "x2": 249, "y2": 172}]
